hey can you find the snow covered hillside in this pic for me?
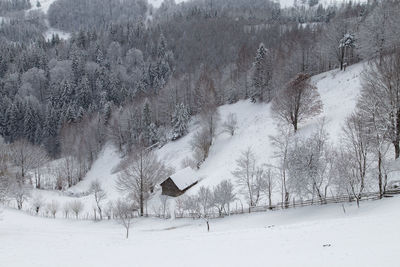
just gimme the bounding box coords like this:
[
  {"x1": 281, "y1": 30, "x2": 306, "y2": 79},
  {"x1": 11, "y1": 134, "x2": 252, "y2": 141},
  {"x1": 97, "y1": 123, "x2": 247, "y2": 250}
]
[
  {"x1": 21, "y1": 62, "x2": 364, "y2": 213},
  {"x1": 1, "y1": 194, "x2": 399, "y2": 267},
  {"x1": 156, "y1": 62, "x2": 364, "y2": 193}
]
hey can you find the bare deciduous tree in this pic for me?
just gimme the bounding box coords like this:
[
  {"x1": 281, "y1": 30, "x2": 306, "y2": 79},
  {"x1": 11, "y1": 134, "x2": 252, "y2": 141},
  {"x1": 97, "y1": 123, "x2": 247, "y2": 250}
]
[
  {"x1": 91, "y1": 180, "x2": 107, "y2": 220},
  {"x1": 271, "y1": 73, "x2": 322, "y2": 132},
  {"x1": 9, "y1": 139, "x2": 41, "y2": 183},
  {"x1": 260, "y1": 168, "x2": 276, "y2": 209},
  {"x1": 286, "y1": 121, "x2": 333, "y2": 203},
  {"x1": 70, "y1": 200, "x2": 84, "y2": 219},
  {"x1": 114, "y1": 199, "x2": 135, "y2": 238},
  {"x1": 47, "y1": 200, "x2": 59, "y2": 218},
  {"x1": 360, "y1": 50, "x2": 400, "y2": 159},
  {"x1": 190, "y1": 127, "x2": 212, "y2": 167},
  {"x1": 269, "y1": 125, "x2": 293, "y2": 208},
  {"x1": 63, "y1": 202, "x2": 71, "y2": 218},
  {"x1": 32, "y1": 194, "x2": 44, "y2": 215},
  {"x1": 197, "y1": 186, "x2": 213, "y2": 232},
  {"x1": 221, "y1": 113, "x2": 238, "y2": 136},
  {"x1": 232, "y1": 147, "x2": 263, "y2": 209},
  {"x1": 335, "y1": 113, "x2": 371, "y2": 207},
  {"x1": 8, "y1": 180, "x2": 30, "y2": 210},
  {"x1": 116, "y1": 147, "x2": 171, "y2": 216},
  {"x1": 212, "y1": 180, "x2": 236, "y2": 216}
]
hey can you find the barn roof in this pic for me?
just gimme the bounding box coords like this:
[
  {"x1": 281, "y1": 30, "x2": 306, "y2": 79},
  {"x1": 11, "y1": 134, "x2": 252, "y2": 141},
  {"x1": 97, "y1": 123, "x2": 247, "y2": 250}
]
[{"x1": 168, "y1": 167, "x2": 199, "y2": 191}]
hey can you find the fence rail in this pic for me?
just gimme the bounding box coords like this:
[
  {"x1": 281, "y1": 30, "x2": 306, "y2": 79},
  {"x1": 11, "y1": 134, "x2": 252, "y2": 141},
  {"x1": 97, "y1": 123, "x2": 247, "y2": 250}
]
[{"x1": 173, "y1": 189, "x2": 400, "y2": 220}]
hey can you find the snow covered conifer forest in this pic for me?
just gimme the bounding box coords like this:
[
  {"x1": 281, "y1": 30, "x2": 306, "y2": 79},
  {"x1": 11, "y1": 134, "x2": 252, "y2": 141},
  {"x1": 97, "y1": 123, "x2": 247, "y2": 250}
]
[{"x1": 1, "y1": 0, "x2": 400, "y2": 266}]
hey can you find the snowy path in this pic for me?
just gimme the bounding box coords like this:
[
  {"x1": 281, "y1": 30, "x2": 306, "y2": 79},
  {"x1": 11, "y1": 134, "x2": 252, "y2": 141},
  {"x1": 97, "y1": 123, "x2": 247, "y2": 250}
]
[{"x1": 1, "y1": 197, "x2": 399, "y2": 267}]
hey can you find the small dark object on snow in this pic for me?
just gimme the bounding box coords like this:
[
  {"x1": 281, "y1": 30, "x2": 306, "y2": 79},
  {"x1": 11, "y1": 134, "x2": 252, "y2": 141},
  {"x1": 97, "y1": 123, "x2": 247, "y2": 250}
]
[
  {"x1": 323, "y1": 244, "x2": 331, "y2": 247},
  {"x1": 265, "y1": 225, "x2": 275, "y2": 229}
]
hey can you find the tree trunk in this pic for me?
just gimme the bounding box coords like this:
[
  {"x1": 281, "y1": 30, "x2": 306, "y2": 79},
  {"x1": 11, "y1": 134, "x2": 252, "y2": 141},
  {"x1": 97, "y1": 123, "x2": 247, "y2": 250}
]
[
  {"x1": 394, "y1": 141, "x2": 400, "y2": 159},
  {"x1": 378, "y1": 151, "x2": 383, "y2": 199},
  {"x1": 284, "y1": 192, "x2": 289, "y2": 209}
]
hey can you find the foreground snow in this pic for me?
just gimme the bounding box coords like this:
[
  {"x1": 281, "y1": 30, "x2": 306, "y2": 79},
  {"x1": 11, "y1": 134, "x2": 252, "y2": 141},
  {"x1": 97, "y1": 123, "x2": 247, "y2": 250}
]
[{"x1": 1, "y1": 196, "x2": 399, "y2": 267}]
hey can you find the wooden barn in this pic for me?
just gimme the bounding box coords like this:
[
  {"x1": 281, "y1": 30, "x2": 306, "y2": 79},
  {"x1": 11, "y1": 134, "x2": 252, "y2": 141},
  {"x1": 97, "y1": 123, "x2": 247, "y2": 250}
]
[{"x1": 160, "y1": 167, "x2": 199, "y2": 197}]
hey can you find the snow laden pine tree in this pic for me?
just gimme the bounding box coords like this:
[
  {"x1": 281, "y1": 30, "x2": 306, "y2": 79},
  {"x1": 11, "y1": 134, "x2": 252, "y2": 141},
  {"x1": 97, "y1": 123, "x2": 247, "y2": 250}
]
[
  {"x1": 252, "y1": 43, "x2": 272, "y2": 102},
  {"x1": 338, "y1": 33, "x2": 355, "y2": 71},
  {"x1": 171, "y1": 103, "x2": 190, "y2": 140},
  {"x1": 141, "y1": 100, "x2": 159, "y2": 146}
]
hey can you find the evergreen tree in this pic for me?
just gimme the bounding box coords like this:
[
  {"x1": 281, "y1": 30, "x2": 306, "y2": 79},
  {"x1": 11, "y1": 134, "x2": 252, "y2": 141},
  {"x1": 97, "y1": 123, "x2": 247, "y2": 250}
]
[
  {"x1": 171, "y1": 103, "x2": 190, "y2": 140},
  {"x1": 142, "y1": 100, "x2": 153, "y2": 145},
  {"x1": 42, "y1": 105, "x2": 60, "y2": 156},
  {"x1": 338, "y1": 33, "x2": 355, "y2": 70},
  {"x1": 77, "y1": 76, "x2": 92, "y2": 109},
  {"x1": 252, "y1": 43, "x2": 272, "y2": 102},
  {"x1": 103, "y1": 101, "x2": 112, "y2": 125},
  {"x1": 23, "y1": 103, "x2": 38, "y2": 143}
]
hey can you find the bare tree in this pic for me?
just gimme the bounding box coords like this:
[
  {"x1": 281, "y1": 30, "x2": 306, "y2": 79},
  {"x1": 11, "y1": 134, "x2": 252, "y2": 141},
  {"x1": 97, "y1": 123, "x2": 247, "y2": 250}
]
[
  {"x1": 221, "y1": 113, "x2": 238, "y2": 136},
  {"x1": 358, "y1": 1, "x2": 400, "y2": 62},
  {"x1": 63, "y1": 202, "x2": 71, "y2": 218},
  {"x1": 286, "y1": 121, "x2": 333, "y2": 203},
  {"x1": 190, "y1": 127, "x2": 212, "y2": 166},
  {"x1": 182, "y1": 195, "x2": 200, "y2": 218},
  {"x1": 116, "y1": 147, "x2": 171, "y2": 216},
  {"x1": 260, "y1": 168, "x2": 276, "y2": 209},
  {"x1": 32, "y1": 194, "x2": 44, "y2": 215},
  {"x1": 269, "y1": 125, "x2": 293, "y2": 208},
  {"x1": 47, "y1": 200, "x2": 59, "y2": 218},
  {"x1": 104, "y1": 201, "x2": 114, "y2": 220},
  {"x1": 271, "y1": 73, "x2": 323, "y2": 132},
  {"x1": 212, "y1": 180, "x2": 236, "y2": 216},
  {"x1": 70, "y1": 200, "x2": 84, "y2": 219},
  {"x1": 114, "y1": 199, "x2": 135, "y2": 238},
  {"x1": 32, "y1": 146, "x2": 49, "y2": 189},
  {"x1": 360, "y1": 51, "x2": 400, "y2": 159},
  {"x1": 91, "y1": 180, "x2": 107, "y2": 220},
  {"x1": 8, "y1": 180, "x2": 30, "y2": 210},
  {"x1": 8, "y1": 139, "x2": 39, "y2": 183},
  {"x1": 358, "y1": 74, "x2": 392, "y2": 197},
  {"x1": 232, "y1": 147, "x2": 263, "y2": 209},
  {"x1": 197, "y1": 186, "x2": 213, "y2": 232},
  {"x1": 336, "y1": 113, "x2": 372, "y2": 207}
]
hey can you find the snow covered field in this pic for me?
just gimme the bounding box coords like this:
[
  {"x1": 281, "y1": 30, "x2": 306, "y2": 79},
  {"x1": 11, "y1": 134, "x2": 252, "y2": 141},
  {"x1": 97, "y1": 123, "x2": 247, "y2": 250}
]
[{"x1": 1, "y1": 195, "x2": 399, "y2": 267}]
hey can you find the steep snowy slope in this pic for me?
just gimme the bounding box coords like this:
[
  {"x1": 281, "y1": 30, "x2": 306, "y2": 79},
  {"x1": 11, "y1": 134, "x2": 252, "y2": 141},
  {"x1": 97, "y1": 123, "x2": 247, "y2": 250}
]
[
  {"x1": 23, "y1": 62, "x2": 364, "y2": 214},
  {"x1": 156, "y1": 62, "x2": 364, "y2": 193},
  {"x1": 1, "y1": 193, "x2": 400, "y2": 267}
]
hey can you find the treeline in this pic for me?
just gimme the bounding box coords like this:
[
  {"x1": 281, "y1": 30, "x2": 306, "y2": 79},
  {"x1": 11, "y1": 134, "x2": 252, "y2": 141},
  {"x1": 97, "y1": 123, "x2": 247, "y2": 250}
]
[
  {"x1": 48, "y1": 0, "x2": 148, "y2": 31},
  {"x1": 0, "y1": 0, "x2": 399, "y2": 190},
  {"x1": 0, "y1": 0, "x2": 31, "y2": 16}
]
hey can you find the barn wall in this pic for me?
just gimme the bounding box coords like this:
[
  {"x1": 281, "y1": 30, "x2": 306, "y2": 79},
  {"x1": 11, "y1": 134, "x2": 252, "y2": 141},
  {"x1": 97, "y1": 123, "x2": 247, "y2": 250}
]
[{"x1": 161, "y1": 179, "x2": 184, "y2": 197}]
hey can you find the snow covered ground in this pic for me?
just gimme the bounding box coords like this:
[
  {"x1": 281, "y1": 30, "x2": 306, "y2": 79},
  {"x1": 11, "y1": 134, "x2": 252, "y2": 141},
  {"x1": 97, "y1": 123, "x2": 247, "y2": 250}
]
[
  {"x1": 1, "y1": 195, "x2": 399, "y2": 267},
  {"x1": 43, "y1": 26, "x2": 71, "y2": 41}
]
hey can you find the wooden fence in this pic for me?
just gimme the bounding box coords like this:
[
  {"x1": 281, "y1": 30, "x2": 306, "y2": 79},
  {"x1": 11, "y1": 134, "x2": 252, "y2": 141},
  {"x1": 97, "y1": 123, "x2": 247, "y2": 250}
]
[{"x1": 172, "y1": 189, "x2": 400, "y2": 220}]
